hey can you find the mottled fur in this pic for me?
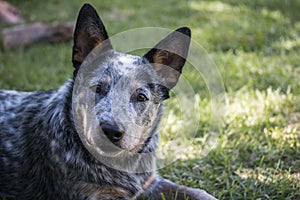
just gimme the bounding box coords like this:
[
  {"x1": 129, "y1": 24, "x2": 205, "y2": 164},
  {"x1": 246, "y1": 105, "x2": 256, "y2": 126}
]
[{"x1": 0, "y1": 3, "x2": 216, "y2": 200}]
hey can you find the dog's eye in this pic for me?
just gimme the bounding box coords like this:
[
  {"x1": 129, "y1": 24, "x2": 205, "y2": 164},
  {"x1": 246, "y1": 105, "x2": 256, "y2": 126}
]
[
  {"x1": 136, "y1": 93, "x2": 148, "y2": 102},
  {"x1": 95, "y1": 83, "x2": 102, "y2": 94},
  {"x1": 95, "y1": 82, "x2": 108, "y2": 94}
]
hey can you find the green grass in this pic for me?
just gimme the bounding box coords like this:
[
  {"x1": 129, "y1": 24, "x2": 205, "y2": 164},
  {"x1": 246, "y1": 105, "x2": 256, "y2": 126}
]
[{"x1": 1, "y1": 0, "x2": 299, "y2": 199}]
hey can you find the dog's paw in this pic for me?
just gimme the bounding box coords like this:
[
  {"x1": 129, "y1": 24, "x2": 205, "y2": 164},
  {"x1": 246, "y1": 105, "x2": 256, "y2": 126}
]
[{"x1": 185, "y1": 188, "x2": 217, "y2": 200}]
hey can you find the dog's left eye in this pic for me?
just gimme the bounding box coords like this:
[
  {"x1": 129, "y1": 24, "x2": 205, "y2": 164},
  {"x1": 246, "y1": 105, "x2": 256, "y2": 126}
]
[{"x1": 136, "y1": 93, "x2": 149, "y2": 102}]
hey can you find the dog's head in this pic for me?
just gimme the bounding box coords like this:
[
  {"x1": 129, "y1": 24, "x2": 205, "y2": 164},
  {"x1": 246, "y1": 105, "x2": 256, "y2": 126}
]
[{"x1": 72, "y1": 4, "x2": 191, "y2": 154}]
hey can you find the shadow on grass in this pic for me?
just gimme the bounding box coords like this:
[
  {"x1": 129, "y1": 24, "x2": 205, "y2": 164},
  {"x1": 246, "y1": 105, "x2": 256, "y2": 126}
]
[
  {"x1": 216, "y1": 0, "x2": 300, "y2": 24},
  {"x1": 186, "y1": 0, "x2": 300, "y2": 53},
  {"x1": 195, "y1": 0, "x2": 300, "y2": 24}
]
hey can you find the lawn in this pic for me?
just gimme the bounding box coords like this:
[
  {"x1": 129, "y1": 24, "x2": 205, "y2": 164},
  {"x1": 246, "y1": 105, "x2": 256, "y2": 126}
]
[{"x1": 1, "y1": 0, "x2": 299, "y2": 199}]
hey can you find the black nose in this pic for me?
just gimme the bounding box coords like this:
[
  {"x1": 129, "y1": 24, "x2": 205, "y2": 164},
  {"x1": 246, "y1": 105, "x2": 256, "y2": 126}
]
[{"x1": 101, "y1": 123, "x2": 124, "y2": 143}]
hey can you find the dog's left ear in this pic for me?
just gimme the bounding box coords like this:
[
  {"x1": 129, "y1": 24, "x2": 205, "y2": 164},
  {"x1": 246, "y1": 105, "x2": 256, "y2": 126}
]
[
  {"x1": 143, "y1": 27, "x2": 191, "y2": 89},
  {"x1": 72, "y1": 3, "x2": 113, "y2": 72}
]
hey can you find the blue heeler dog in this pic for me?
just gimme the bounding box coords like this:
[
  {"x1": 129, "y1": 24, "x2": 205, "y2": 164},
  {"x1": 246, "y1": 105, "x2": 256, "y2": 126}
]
[{"x1": 0, "y1": 3, "x2": 216, "y2": 200}]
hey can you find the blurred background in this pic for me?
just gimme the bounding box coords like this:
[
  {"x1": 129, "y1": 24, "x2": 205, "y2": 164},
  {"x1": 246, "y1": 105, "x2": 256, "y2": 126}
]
[{"x1": 0, "y1": 0, "x2": 299, "y2": 199}]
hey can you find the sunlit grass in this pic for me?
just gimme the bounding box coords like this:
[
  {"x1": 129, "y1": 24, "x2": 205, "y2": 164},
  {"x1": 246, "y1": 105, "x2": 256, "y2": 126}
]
[
  {"x1": 188, "y1": 1, "x2": 233, "y2": 12},
  {"x1": 160, "y1": 87, "x2": 299, "y2": 199}
]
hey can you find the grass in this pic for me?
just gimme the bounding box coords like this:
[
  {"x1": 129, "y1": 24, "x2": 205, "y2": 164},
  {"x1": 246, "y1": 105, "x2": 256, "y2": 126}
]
[{"x1": 1, "y1": 0, "x2": 299, "y2": 199}]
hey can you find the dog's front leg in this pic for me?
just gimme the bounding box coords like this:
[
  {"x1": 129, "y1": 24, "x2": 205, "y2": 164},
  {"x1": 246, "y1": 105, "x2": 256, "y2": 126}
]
[{"x1": 138, "y1": 177, "x2": 217, "y2": 200}]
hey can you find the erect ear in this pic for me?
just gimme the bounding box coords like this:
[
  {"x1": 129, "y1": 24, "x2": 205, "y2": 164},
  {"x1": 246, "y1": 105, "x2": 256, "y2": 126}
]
[
  {"x1": 72, "y1": 3, "x2": 113, "y2": 73},
  {"x1": 143, "y1": 27, "x2": 191, "y2": 89}
]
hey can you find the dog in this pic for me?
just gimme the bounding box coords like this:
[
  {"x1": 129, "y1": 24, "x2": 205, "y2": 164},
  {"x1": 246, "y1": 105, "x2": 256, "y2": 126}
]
[{"x1": 0, "y1": 3, "x2": 216, "y2": 200}]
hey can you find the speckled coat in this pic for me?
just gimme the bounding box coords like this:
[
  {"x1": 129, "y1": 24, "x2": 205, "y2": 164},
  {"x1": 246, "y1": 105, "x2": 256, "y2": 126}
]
[{"x1": 0, "y1": 3, "x2": 216, "y2": 200}]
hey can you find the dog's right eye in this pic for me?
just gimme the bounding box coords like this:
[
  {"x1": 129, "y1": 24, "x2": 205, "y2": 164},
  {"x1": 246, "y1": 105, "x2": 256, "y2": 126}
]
[
  {"x1": 95, "y1": 83, "x2": 102, "y2": 94},
  {"x1": 90, "y1": 84, "x2": 101, "y2": 94},
  {"x1": 91, "y1": 82, "x2": 105, "y2": 94},
  {"x1": 94, "y1": 75, "x2": 111, "y2": 95},
  {"x1": 136, "y1": 93, "x2": 148, "y2": 102}
]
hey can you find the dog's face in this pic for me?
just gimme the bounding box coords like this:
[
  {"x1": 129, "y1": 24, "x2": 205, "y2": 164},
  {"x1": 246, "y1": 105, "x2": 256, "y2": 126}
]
[{"x1": 72, "y1": 4, "x2": 191, "y2": 153}]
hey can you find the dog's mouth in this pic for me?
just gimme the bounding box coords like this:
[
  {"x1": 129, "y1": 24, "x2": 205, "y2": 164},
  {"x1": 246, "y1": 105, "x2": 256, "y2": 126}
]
[
  {"x1": 96, "y1": 142, "x2": 144, "y2": 159},
  {"x1": 100, "y1": 123, "x2": 149, "y2": 153},
  {"x1": 122, "y1": 135, "x2": 149, "y2": 153},
  {"x1": 110, "y1": 134, "x2": 148, "y2": 153}
]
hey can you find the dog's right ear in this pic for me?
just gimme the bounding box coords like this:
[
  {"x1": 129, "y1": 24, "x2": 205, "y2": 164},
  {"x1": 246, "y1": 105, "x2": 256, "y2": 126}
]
[{"x1": 72, "y1": 3, "x2": 113, "y2": 73}]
